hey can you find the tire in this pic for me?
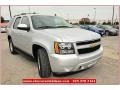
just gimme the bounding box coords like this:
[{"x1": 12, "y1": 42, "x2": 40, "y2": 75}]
[
  {"x1": 37, "y1": 48, "x2": 51, "y2": 78},
  {"x1": 105, "y1": 31, "x2": 109, "y2": 36},
  {"x1": 9, "y1": 39, "x2": 17, "y2": 54}
]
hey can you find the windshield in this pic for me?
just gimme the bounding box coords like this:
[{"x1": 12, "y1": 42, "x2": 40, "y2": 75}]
[
  {"x1": 31, "y1": 15, "x2": 73, "y2": 29},
  {"x1": 104, "y1": 25, "x2": 113, "y2": 29},
  {"x1": 91, "y1": 26, "x2": 99, "y2": 29},
  {"x1": 89, "y1": 25, "x2": 99, "y2": 30}
]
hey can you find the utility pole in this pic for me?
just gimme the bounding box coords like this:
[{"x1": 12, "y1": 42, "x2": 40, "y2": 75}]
[
  {"x1": 112, "y1": 6, "x2": 114, "y2": 25},
  {"x1": 54, "y1": 13, "x2": 57, "y2": 16},
  {"x1": 93, "y1": 8, "x2": 96, "y2": 21},
  {"x1": 9, "y1": 5, "x2": 12, "y2": 18},
  {"x1": 28, "y1": 6, "x2": 30, "y2": 13},
  {"x1": 87, "y1": 14, "x2": 90, "y2": 18}
]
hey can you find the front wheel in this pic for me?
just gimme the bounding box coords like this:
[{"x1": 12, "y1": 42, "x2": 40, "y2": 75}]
[{"x1": 37, "y1": 48, "x2": 51, "y2": 78}]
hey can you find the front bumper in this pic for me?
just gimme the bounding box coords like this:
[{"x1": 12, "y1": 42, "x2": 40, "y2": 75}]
[
  {"x1": 49, "y1": 46, "x2": 103, "y2": 73},
  {"x1": 98, "y1": 31, "x2": 105, "y2": 36}
]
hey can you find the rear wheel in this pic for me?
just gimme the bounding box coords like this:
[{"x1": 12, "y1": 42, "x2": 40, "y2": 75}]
[
  {"x1": 37, "y1": 48, "x2": 51, "y2": 78},
  {"x1": 9, "y1": 39, "x2": 17, "y2": 54}
]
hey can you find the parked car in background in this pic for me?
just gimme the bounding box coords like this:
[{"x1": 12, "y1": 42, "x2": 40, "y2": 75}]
[
  {"x1": 0, "y1": 27, "x2": 7, "y2": 33},
  {"x1": 80, "y1": 25, "x2": 89, "y2": 30},
  {"x1": 80, "y1": 25, "x2": 105, "y2": 36},
  {"x1": 0, "y1": 23, "x2": 8, "y2": 33},
  {"x1": 113, "y1": 25, "x2": 119, "y2": 29},
  {"x1": 96, "y1": 25, "x2": 118, "y2": 36}
]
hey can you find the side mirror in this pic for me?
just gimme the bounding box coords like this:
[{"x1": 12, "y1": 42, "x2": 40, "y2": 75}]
[{"x1": 17, "y1": 24, "x2": 30, "y2": 31}]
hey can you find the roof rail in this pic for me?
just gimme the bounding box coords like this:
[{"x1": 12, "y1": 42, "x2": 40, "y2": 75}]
[
  {"x1": 21, "y1": 12, "x2": 37, "y2": 15},
  {"x1": 14, "y1": 12, "x2": 37, "y2": 17}
]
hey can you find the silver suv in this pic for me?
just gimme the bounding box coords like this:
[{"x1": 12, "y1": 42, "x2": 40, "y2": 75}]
[{"x1": 7, "y1": 13, "x2": 103, "y2": 78}]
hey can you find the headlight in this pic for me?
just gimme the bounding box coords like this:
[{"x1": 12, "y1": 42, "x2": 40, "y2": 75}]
[{"x1": 54, "y1": 42, "x2": 75, "y2": 54}]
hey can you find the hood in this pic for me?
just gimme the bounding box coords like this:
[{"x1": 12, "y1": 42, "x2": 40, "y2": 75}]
[
  {"x1": 109, "y1": 28, "x2": 118, "y2": 32},
  {"x1": 43, "y1": 28, "x2": 101, "y2": 42}
]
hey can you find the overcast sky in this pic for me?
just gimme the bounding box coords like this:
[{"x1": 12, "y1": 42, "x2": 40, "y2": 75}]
[{"x1": 0, "y1": 6, "x2": 119, "y2": 21}]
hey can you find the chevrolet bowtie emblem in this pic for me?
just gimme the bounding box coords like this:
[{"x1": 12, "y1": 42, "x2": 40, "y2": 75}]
[{"x1": 90, "y1": 43, "x2": 96, "y2": 48}]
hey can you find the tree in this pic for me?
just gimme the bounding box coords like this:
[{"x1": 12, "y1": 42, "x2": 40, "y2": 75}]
[
  {"x1": 90, "y1": 21, "x2": 96, "y2": 25},
  {"x1": 114, "y1": 22, "x2": 119, "y2": 25},
  {"x1": 103, "y1": 22, "x2": 107, "y2": 25},
  {"x1": 79, "y1": 18, "x2": 90, "y2": 25},
  {"x1": 1, "y1": 16, "x2": 4, "y2": 23},
  {"x1": 107, "y1": 21, "x2": 111, "y2": 25},
  {"x1": 79, "y1": 21, "x2": 84, "y2": 25}
]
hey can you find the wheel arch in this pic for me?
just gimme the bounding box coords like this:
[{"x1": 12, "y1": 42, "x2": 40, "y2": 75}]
[{"x1": 32, "y1": 43, "x2": 49, "y2": 60}]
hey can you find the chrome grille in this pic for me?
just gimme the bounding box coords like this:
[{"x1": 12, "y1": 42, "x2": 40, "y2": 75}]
[{"x1": 76, "y1": 39, "x2": 101, "y2": 54}]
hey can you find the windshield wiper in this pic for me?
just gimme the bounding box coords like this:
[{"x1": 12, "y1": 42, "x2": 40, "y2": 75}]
[
  {"x1": 37, "y1": 25, "x2": 73, "y2": 29},
  {"x1": 37, "y1": 26, "x2": 56, "y2": 29},
  {"x1": 55, "y1": 26, "x2": 73, "y2": 28}
]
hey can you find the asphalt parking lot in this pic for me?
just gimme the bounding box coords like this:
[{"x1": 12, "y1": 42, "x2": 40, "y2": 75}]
[{"x1": 0, "y1": 33, "x2": 119, "y2": 85}]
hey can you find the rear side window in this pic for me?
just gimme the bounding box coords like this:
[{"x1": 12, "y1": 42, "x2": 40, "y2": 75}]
[
  {"x1": 7, "y1": 18, "x2": 14, "y2": 28},
  {"x1": 13, "y1": 17, "x2": 21, "y2": 29}
]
